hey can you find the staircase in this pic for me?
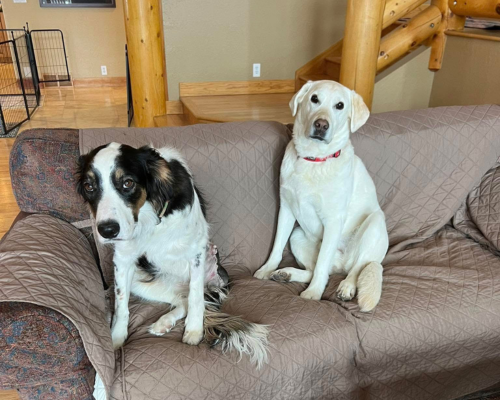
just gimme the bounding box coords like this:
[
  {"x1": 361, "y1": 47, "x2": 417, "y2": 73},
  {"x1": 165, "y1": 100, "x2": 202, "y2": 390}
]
[{"x1": 155, "y1": 0, "x2": 499, "y2": 127}]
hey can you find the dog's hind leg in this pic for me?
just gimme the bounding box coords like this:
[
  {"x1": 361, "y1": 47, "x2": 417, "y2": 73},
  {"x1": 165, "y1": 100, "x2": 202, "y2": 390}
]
[
  {"x1": 290, "y1": 227, "x2": 320, "y2": 270},
  {"x1": 149, "y1": 301, "x2": 187, "y2": 336},
  {"x1": 270, "y1": 267, "x2": 312, "y2": 283},
  {"x1": 336, "y1": 211, "x2": 388, "y2": 312}
]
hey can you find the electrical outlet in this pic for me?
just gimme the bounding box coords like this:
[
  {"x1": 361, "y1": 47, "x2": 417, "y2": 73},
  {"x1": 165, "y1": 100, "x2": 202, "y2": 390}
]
[
  {"x1": 101, "y1": 66, "x2": 107, "y2": 76},
  {"x1": 253, "y1": 63, "x2": 261, "y2": 78}
]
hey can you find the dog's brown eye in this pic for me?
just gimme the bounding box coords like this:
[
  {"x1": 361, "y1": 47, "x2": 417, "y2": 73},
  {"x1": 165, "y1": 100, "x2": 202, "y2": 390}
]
[
  {"x1": 336, "y1": 102, "x2": 344, "y2": 110},
  {"x1": 311, "y1": 94, "x2": 319, "y2": 104},
  {"x1": 83, "y1": 182, "x2": 94, "y2": 192},
  {"x1": 123, "y1": 179, "x2": 134, "y2": 189}
]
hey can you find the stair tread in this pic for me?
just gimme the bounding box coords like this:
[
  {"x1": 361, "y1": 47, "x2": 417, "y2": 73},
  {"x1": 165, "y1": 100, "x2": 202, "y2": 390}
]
[
  {"x1": 175, "y1": 93, "x2": 295, "y2": 125},
  {"x1": 325, "y1": 56, "x2": 342, "y2": 64},
  {"x1": 299, "y1": 74, "x2": 336, "y2": 82}
]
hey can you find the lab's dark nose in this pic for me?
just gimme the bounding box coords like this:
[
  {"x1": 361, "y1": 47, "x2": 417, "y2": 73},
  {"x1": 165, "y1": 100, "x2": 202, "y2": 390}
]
[
  {"x1": 97, "y1": 220, "x2": 120, "y2": 239},
  {"x1": 314, "y1": 119, "x2": 329, "y2": 132}
]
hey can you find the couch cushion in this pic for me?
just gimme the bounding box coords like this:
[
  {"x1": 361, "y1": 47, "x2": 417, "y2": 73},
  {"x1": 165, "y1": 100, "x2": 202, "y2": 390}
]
[
  {"x1": 465, "y1": 163, "x2": 500, "y2": 252},
  {"x1": 111, "y1": 270, "x2": 358, "y2": 400},
  {"x1": 10, "y1": 128, "x2": 86, "y2": 223},
  {"x1": 109, "y1": 227, "x2": 500, "y2": 400},
  {"x1": 352, "y1": 227, "x2": 500, "y2": 400}
]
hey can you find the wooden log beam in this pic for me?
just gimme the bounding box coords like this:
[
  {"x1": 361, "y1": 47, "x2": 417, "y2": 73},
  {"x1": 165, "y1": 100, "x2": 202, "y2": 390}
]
[
  {"x1": 449, "y1": 0, "x2": 500, "y2": 19},
  {"x1": 383, "y1": 0, "x2": 428, "y2": 29},
  {"x1": 377, "y1": 5, "x2": 442, "y2": 72},
  {"x1": 340, "y1": 0, "x2": 385, "y2": 110},
  {"x1": 123, "y1": 0, "x2": 167, "y2": 127},
  {"x1": 428, "y1": 0, "x2": 448, "y2": 71}
]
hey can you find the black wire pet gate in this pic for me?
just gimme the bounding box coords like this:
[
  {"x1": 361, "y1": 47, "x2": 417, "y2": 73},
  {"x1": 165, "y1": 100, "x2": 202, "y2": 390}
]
[{"x1": 0, "y1": 26, "x2": 70, "y2": 136}]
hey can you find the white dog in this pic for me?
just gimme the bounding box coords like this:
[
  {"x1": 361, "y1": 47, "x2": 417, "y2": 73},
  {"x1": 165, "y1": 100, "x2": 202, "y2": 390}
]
[{"x1": 254, "y1": 80, "x2": 388, "y2": 312}]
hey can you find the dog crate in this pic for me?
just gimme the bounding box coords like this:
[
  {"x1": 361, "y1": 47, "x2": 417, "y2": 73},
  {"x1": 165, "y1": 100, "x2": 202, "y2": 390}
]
[{"x1": 0, "y1": 26, "x2": 70, "y2": 136}]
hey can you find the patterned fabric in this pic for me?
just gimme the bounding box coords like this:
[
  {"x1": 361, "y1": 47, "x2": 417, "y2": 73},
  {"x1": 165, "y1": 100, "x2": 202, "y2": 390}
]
[
  {"x1": 10, "y1": 128, "x2": 86, "y2": 223},
  {"x1": 0, "y1": 302, "x2": 95, "y2": 399}
]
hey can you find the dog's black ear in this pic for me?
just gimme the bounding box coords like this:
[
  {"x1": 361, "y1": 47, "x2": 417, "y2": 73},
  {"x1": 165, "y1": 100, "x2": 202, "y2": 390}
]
[{"x1": 138, "y1": 146, "x2": 173, "y2": 215}]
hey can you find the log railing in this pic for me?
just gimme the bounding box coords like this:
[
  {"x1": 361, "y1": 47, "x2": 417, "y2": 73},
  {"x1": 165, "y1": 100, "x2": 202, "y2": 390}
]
[{"x1": 339, "y1": 0, "x2": 499, "y2": 109}]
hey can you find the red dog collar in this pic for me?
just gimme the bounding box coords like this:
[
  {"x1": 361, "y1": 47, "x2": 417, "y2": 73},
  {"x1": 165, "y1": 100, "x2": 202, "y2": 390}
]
[{"x1": 303, "y1": 150, "x2": 341, "y2": 162}]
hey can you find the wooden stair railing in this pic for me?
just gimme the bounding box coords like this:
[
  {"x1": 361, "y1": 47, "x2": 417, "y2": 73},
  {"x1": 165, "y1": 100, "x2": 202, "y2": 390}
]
[{"x1": 295, "y1": 0, "x2": 499, "y2": 110}]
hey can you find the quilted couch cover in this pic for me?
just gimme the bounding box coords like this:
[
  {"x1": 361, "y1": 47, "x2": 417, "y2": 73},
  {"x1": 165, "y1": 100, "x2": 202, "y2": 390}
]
[{"x1": 1, "y1": 105, "x2": 500, "y2": 400}]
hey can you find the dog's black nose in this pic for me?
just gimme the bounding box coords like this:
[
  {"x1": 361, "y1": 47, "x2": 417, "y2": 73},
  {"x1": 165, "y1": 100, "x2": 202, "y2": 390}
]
[
  {"x1": 314, "y1": 119, "x2": 329, "y2": 132},
  {"x1": 98, "y1": 220, "x2": 120, "y2": 239}
]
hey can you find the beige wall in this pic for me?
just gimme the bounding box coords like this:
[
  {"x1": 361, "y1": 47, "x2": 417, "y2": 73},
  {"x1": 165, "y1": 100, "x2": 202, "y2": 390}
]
[
  {"x1": 373, "y1": 48, "x2": 435, "y2": 114},
  {"x1": 162, "y1": 0, "x2": 435, "y2": 113},
  {"x1": 2, "y1": 0, "x2": 126, "y2": 79},
  {"x1": 162, "y1": 0, "x2": 348, "y2": 100},
  {"x1": 430, "y1": 35, "x2": 500, "y2": 107}
]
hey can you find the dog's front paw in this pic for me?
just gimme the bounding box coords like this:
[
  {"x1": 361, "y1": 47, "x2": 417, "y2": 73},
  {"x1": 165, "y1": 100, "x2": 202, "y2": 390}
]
[
  {"x1": 270, "y1": 270, "x2": 291, "y2": 283},
  {"x1": 300, "y1": 288, "x2": 322, "y2": 301},
  {"x1": 182, "y1": 329, "x2": 203, "y2": 345},
  {"x1": 337, "y1": 279, "x2": 356, "y2": 301},
  {"x1": 148, "y1": 318, "x2": 175, "y2": 336},
  {"x1": 111, "y1": 325, "x2": 128, "y2": 350},
  {"x1": 254, "y1": 264, "x2": 277, "y2": 280}
]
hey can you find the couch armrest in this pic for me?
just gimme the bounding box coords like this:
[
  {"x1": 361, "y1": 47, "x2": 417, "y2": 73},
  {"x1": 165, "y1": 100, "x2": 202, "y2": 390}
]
[
  {"x1": 9, "y1": 128, "x2": 87, "y2": 223},
  {"x1": 0, "y1": 214, "x2": 114, "y2": 395},
  {"x1": 0, "y1": 302, "x2": 95, "y2": 400}
]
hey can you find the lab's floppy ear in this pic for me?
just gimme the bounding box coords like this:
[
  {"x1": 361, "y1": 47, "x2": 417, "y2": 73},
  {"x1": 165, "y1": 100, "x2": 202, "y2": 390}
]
[
  {"x1": 350, "y1": 90, "x2": 370, "y2": 133},
  {"x1": 289, "y1": 81, "x2": 313, "y2": 117}
]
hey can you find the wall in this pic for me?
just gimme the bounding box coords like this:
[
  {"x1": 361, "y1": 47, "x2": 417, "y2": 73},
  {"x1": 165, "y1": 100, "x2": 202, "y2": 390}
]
[
  {"x1": 162, "y1": 0, "x2": 435, "y2": 113},
  {"x1": 2, "y1": 0, "x2": 126, "y2": 79},
  {"x1": 430, "y1": 35, "x2": 500, "y2": 107},
  {"x1": 373, "y1": 48, "x2": 435, "y2": 113}
]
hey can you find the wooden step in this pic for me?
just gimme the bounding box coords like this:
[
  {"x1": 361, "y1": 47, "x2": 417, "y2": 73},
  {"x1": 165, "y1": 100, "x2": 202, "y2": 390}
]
[
  {"x1": 154, "y1": 93, "x2": 295, "y2": 127},
  {"x1": 325, "y1": 56, "x2": 342, "y2": 64},
  {"x1": 325, "y1": 56, "x2": 342, "y2": 79}
]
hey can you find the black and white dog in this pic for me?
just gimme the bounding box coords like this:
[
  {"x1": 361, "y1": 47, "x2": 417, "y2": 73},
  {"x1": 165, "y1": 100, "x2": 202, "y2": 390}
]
[{"x1": 77, "y1": 143, "x2": 268, "y2": 367}]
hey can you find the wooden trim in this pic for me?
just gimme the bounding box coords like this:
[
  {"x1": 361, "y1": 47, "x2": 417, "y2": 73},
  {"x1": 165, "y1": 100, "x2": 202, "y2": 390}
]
[
  {"x1": 72, "y1": 77, "x2": 126, "y2": 87},
  {"x1": 445, "y1": 30, "x2": 500, "y2": 42},
  {"x1": 449, "y1": 0, "x2": 500, "y2": 19},
  {"x1": 179, "y1": 80, "x2": 295, "y2": 97},
  {"x1": 166, "y1": 100, "x2": 183, "y2": 114}
]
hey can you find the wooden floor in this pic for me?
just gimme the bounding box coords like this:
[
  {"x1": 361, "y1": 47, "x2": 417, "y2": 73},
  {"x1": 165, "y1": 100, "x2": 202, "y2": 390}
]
[
  {"x1": 0, "y1": 86, "x2": 128, "y2": 239},
  {"x1": 0, "y1": 390, "x2": 19, "y2": 400},
  {"x1": 180, "y1": 93, "x2": 294, "y2": 124}
]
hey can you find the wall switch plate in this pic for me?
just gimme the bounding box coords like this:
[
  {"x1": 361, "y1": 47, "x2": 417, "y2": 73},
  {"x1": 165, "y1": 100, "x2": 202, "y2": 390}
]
[
  {"x1": 253, "y1": 63, "x2": 261, "y2": 77},
  {"x1": 13, "y1": 0, "x2": 27, "y2": 3},
  {"x1": 101, "y1": 66, "x2": 107, "y2": 76}
]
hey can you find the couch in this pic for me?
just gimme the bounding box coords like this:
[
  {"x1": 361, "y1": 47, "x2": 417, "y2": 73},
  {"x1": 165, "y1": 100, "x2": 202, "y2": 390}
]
[{"x1": 2, "y1": 106, "x2": 500, "y2": 400}]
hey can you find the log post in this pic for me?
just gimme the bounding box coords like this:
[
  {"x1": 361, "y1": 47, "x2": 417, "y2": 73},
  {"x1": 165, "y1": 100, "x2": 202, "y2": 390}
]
[
  {"x1": 428, "y1": 0, "x2": 447, "y2": 71},
  {"x1": 123, "y1": 0, "x2": 167, "y2": 127},
  {"x1": 340, "y1": 0, "x2": 386, "y2": 110},
  {"x1": 377, "y1": 5, "x2": 442, "y2": 72},
  {"x1": 449, "y1": 0, "x2": 500, "y2": 19}
]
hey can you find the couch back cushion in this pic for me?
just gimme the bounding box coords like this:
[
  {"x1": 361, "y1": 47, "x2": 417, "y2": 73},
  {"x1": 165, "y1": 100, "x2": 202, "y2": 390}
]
[
  {"x1": 465, "y1": 163, "x2": 500, "y2": 250},
  {"x1": 10, "y1": 129, "x2": 87, "y2": 223},
  {"x1": 80, "y1": 122, "x2": 291, "y2": 275}
]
